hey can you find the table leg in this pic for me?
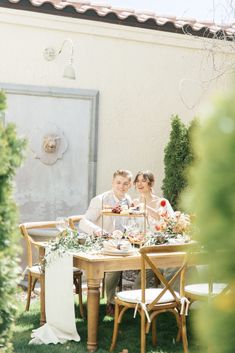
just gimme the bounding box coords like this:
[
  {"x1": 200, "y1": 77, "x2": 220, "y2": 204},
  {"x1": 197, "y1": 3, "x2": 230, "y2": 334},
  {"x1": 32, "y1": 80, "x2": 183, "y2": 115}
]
[{"x1": 87, "y1": 278, "x2": 102, "y2": 352}]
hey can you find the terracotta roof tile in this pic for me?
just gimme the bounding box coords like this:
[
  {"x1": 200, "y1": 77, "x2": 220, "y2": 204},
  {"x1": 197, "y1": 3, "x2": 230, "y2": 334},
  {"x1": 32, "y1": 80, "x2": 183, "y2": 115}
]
[
  {"x1": 134, "y1": 10, "x2": 156, "y2": 16},
  {"x1": 2, "y1": 0, "x2": 235, "y2": 39}
]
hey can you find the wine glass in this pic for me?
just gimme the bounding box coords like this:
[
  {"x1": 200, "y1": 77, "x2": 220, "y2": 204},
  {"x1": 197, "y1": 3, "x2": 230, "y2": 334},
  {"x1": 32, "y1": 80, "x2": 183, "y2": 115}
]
[
  {"x1": 112, "y1": 229, "x2": 123, "y2": 248},
  {"x1": 56, "y1": 217, "x2": 68, "y2": 232},
  {"x1": 123, "y1": 218, "x2": 138, "y2": 249}
]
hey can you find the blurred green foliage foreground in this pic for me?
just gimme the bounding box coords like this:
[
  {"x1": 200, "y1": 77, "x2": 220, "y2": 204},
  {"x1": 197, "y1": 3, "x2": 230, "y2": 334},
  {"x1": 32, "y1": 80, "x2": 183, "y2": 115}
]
[
  {"x1": 0, "y1": 91, "x2": 26, "y2": 353},
  {"x1": 183, "y1": 83, "x2": 235, "y2": 353}
]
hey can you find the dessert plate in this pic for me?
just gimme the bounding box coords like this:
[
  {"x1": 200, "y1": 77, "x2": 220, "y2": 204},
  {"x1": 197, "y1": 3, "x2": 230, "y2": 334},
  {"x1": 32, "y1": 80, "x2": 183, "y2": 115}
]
[{"x1": 102, "y1": 248, "x2": 137, "y2": 256}]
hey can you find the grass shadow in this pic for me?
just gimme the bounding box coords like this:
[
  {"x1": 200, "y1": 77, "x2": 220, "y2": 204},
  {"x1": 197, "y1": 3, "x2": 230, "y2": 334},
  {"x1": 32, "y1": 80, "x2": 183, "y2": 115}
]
[{"x1": 13, "y1": 298, "x2": 200, "y2": 353}]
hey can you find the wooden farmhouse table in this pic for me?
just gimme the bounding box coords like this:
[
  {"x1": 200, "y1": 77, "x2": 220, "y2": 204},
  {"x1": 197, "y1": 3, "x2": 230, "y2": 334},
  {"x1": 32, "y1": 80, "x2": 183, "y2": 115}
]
[{"x1": 38, "y1": 247, "x2": 200, "y2": 352}]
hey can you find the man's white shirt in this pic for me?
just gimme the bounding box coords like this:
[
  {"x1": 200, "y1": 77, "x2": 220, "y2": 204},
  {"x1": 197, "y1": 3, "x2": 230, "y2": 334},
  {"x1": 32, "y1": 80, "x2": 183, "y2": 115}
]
[{"x1": 79, "y1": 190, "x2": 132, "y2": 235}]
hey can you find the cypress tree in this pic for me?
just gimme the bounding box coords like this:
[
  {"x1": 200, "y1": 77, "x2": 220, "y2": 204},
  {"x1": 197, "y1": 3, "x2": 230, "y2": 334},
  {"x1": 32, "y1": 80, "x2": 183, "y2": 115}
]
[
  {"x1": 0, "y1": 91, "x2": 26, "y2": 352},
  {"x1": 162, "y1": 115, "x2": 195, "y2": 210}
]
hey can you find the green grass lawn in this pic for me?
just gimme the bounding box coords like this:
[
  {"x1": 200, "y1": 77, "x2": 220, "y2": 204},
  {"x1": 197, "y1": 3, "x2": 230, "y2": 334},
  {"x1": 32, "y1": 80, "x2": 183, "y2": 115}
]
[{"x1": 13, "y1": 293, "x2": 201, "y2": 353}]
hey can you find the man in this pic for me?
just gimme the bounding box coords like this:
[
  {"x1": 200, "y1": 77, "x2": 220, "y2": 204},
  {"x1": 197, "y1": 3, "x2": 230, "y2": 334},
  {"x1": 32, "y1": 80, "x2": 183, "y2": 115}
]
[{"x1": 79, "y1": 169, "x2": 132, "y2": 316}]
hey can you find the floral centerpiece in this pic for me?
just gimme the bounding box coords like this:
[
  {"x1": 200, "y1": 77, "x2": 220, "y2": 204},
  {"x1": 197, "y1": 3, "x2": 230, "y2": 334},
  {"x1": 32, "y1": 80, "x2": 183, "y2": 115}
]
[
  {"x1": 145, "y1": 208, "x2": 192, "y2": 246},
  {"x1": 43, "y1": 204, "x2": 193, "y2": 266}
]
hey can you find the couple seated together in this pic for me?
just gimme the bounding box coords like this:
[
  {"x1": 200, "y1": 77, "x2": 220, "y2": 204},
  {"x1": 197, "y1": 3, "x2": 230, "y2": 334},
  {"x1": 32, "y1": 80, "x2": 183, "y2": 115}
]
[{"x1": 79, "y1": 169, "x2": 174, "y2": 316}]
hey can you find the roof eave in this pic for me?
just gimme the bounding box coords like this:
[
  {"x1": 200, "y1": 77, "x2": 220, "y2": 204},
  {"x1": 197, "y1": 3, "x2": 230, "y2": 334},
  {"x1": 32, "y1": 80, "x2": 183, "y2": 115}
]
[{"x1": 0, "y1": 0, "x2": 234, "y2": 41}]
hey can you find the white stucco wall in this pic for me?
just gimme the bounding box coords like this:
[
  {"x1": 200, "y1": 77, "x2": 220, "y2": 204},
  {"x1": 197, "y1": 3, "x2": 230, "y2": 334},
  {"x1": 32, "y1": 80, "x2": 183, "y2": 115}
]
[{"x1": 0, "y1": 7, "x2": 234, "y2": 209}]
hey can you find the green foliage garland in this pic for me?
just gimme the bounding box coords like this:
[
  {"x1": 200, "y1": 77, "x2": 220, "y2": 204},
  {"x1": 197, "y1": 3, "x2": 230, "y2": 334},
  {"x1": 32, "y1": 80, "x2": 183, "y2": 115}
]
[
  {"x1": 0, "y1": 91, "x2": 26, "y2": 353},
  {"x1": 43, "y1": 229, "x2": 104, "y2": 268},
  {"x1": 162, "y1": 115, "x2": 196, "y2": 210}
]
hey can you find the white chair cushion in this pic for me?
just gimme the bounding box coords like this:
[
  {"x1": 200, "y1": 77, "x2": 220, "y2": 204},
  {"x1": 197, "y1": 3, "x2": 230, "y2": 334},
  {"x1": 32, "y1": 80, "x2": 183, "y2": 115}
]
[
  {"x1": 28, "y1": 265, "x2": 80, "y2": 274},
  {"x1": 185, "y1": 283, "x2": 227, "y2": 296},
  {"x1": 117, "y1": 288, "x2": 180, "y2": 304},
  {"x1": 73, "y1": 267, "x2": 81, "y2": 273},
  {"x1": 28, "y1": 265, "x2": 41, "y2": 274},
  {"x1": 28, "y1": 229, "x2": 59, "y2": 237}
]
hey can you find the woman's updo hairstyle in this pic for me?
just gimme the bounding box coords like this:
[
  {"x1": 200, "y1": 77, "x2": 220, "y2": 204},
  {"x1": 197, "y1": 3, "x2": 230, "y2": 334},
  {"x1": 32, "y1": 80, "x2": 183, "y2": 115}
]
[{"x1": 133, "y1": 170, "x2": 155, "y2": 188}]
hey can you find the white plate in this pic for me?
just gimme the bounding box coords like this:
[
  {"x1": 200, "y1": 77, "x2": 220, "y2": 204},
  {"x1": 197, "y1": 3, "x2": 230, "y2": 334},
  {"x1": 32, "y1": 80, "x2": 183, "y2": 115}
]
[{"x1": 102, "y1": 249, "x2": 136, "y2": 256}]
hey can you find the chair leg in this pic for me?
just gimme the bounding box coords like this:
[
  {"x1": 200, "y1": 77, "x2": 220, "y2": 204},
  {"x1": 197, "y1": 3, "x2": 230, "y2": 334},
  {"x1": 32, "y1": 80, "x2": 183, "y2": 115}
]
[
  {"x1": 74, "y1": 274, "x2": 84, "y2": 318},
  {"x1": 78, "y1": 276, "x2": 85, "y2": 318},
  {"x1": 141, "y1": 309, "x2": 146, "y2": 353},
  {"x1": 110, "y1": 302, "x2": 120, "y2": 352},
  {"x1": 151, "y1": 318, "x2": 157, "y2": 347},
  {"x1": 26, "y1": 273, "x2": 32, "y2": 311},
  {"x1": 181, "y1": 314, "x2": 189, "y2": 353},
  {"x1": 117, "y1": 271, "x2": 122, "y2": 292},
  {"x1": 32, "y1": 278, "x2": 38, "y2": 291},
  {"x1": 171, "y1": 308, "x2": 181, "y2": 342},
  {"x1": 101, "y1": 273, "x2": 105, "y2": 298}
]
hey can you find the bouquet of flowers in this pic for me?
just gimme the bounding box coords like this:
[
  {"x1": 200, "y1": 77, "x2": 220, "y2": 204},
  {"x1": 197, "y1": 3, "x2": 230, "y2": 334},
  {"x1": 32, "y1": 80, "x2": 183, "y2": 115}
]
[
  {"x1": 155, "y1": 211, "x2": 191, "y2": 236},
  {"x1": 146, "y1": 205, "x2": 192, "y2": 245}
]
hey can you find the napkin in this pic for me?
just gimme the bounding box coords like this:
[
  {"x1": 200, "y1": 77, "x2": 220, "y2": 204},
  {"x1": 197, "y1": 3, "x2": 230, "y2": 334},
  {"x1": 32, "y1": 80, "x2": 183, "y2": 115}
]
[{"x1": 103, "y1": 240, "x2": 131, "y2": 251}]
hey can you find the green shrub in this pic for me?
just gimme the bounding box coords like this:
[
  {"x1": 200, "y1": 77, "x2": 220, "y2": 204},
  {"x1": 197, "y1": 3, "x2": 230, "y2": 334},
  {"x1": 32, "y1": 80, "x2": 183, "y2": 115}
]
[
  {"x1": 0, "y1": 91, "x2": 26, "y2": 353},
  {"x1": 162, "y1": 115, "x2": 196, "y2": 210},
  {"x1": 183, "y1": 87, "x2": 235, "y2": 352}
]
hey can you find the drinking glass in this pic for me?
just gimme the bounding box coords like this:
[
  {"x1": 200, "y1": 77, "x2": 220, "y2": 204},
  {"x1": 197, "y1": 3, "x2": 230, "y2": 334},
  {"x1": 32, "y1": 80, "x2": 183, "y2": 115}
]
[
  {"x1": 123, "y1": 218, "x2": 138, "y2": 249},
  {"x1": 56, "y1": 217, "x2": 68, "y2": 232},
  {"x1": 112, "y1": 229, "x2": 123, "y2": 248}
]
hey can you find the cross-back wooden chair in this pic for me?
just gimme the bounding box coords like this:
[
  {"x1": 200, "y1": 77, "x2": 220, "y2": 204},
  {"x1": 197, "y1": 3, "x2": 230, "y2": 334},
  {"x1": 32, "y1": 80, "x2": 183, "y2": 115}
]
[
  {"x1": 184, "y1": 277, "x2": 228, "y2": 302},
  {"x1": 183, "y1": 252, "x2": 228, "y2": 302},
  {"x1": 19, "y1": 221, "x2": 84, "y2": 318},
  {"x1": 182, "y1": 252, "x2": 229, "y2": 351},
  {"x1": 110, "y1": 243, "x2": 193, "y2": 353},
  {"x1": 68, "y1": 215, "x2": 108, "y2": 298},
  {"x1": 68, "y1": 215, "x2": 84, "y2": 231}
]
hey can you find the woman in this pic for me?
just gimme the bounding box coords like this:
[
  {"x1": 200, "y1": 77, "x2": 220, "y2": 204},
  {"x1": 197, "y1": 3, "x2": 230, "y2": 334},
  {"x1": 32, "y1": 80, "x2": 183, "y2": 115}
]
[
  {"x1": 133, "y1": 170, "x2": 175, "y2": 289},
  {"x1": 133, "y1": 170, "x2": 174, "y2": 220}
]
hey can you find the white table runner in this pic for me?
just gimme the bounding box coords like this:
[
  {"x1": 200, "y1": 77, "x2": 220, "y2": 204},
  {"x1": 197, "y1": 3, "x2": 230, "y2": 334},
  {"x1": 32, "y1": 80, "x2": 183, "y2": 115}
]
[{"x1": 29, "y1": 252, "x2": 80, "y2": 345}]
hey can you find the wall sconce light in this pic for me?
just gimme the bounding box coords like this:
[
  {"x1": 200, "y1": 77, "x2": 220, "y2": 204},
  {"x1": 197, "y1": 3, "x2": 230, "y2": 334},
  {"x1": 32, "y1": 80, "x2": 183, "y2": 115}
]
[{"x1": 43, "y1": 38, "x2": 76, "y2": 80}]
